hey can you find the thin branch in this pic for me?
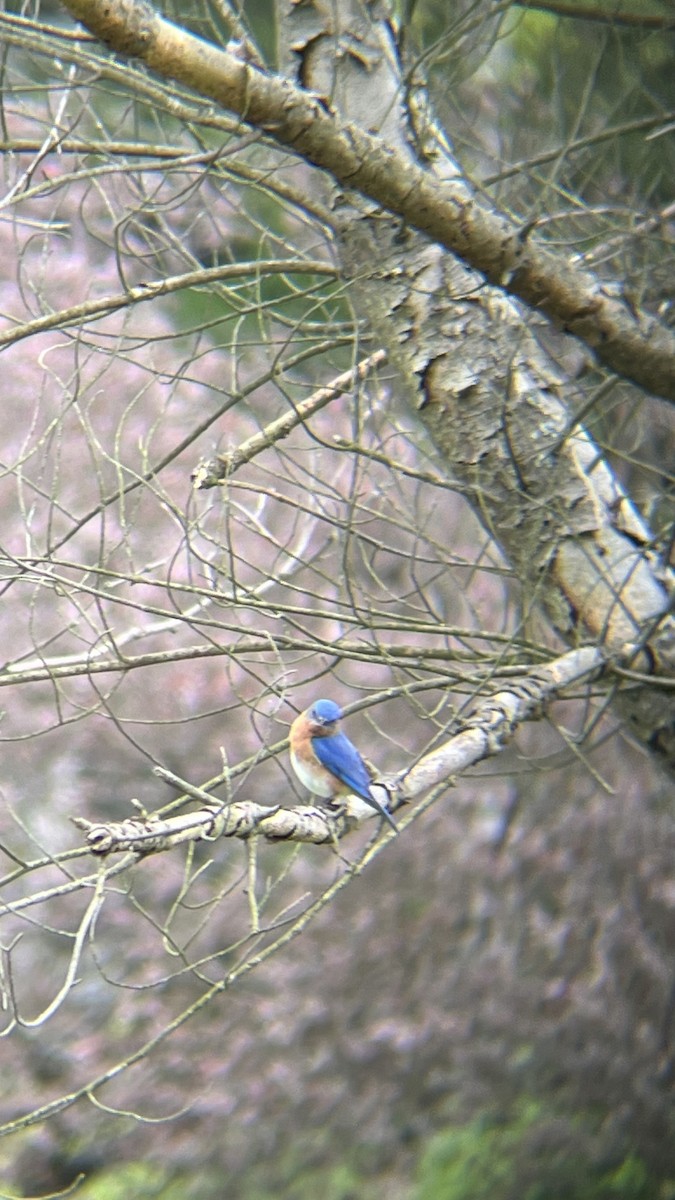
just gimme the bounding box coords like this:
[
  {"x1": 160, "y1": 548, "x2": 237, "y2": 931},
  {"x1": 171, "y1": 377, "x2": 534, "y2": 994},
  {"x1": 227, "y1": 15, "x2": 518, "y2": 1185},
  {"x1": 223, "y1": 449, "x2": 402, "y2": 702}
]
[
  {"x1": 192, "y1": 350, "x2": 387, "y2": 488},
  {"x1": 10, "y1": 870, "x2": 107, "y2": 1028},
  {"x1": 0, "y1": 259, "x2": 336, "y2": 350},
  {"x1": 483, "y1": 112, "x2": 675, "y2": 185}
]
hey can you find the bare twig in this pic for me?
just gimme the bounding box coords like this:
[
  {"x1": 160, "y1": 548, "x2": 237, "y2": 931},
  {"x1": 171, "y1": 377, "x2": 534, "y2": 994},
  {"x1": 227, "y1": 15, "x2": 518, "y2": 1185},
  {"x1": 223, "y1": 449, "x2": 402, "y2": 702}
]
[{"x1": 192, "y1": 350, "x2": 387, "y2": 488}]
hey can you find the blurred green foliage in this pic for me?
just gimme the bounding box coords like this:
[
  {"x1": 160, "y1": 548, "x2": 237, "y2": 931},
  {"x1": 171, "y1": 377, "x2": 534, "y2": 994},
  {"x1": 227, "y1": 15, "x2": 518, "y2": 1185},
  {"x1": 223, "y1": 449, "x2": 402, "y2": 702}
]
[
  {"x1": 55, "y1": 1103, "x2": 670, "y2": 1200},
  {"x1": 414, "y1": 1101, "x2": 663, "y2": 1200},
  {"x1": 397, "y1": 0, "x2": 674, "y2": 208},
  {"x1": 68, "y1": 1161, "x2": 184, "y2": 1199},
  {"x1": 507, "y1": 8, "x2": 674, "y2": 206},
  {"x1": 67, "y1": 1157, "x2": 369, "y2": 1200}
]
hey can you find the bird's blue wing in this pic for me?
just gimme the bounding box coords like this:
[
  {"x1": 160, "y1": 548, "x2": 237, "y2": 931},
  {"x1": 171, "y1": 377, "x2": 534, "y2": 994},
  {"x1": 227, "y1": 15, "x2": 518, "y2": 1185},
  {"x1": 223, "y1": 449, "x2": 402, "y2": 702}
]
[{"x1": 312, "y1": 731, "x2": 372, "y2": 801}]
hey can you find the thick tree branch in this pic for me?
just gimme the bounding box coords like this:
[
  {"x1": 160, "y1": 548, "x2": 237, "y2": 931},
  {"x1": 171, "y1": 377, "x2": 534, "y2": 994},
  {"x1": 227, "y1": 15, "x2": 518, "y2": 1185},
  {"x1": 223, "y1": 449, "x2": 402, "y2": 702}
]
[
  {"x1": 73, "y1": 647, "x2": 605, "y2": 858},
  {"x1": 58, "y1": 0, "x2": 675, "y2": 403}
]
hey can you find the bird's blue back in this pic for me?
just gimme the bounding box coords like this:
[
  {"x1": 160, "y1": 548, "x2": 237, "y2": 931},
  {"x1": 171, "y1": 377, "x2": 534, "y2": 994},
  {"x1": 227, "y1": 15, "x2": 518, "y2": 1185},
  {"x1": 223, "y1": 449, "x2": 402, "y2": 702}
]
[{"x1": 312, "y1": 729, "x2": 372, "y2": 800}]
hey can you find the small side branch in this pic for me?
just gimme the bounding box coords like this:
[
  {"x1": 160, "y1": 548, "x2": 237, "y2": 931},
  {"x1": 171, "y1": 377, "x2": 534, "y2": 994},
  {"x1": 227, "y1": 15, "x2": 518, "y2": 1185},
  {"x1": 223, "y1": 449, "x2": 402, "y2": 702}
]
[{"x1": 191, "y1": 350, "x2": 387, "y2": 489}]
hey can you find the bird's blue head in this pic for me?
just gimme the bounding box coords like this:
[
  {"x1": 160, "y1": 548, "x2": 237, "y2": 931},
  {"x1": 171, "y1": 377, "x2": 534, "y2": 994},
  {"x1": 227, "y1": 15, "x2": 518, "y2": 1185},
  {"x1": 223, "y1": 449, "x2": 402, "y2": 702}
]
[{"x1": 308, "y1": 699, "x2": 342, "y2": 726}]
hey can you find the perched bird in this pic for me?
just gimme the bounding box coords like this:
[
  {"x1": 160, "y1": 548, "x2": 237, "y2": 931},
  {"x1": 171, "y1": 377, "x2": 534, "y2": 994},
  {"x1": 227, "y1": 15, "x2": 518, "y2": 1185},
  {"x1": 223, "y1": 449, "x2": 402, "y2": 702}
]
[{"x1": 289, "y1": 699, "x2": 397, "y2": 832}]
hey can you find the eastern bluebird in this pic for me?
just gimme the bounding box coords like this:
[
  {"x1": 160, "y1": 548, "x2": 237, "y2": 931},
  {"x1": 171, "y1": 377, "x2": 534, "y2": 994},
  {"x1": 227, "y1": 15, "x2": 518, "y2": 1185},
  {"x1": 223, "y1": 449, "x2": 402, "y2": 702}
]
[{"x1": 289, "y1": 699, "x2": 397, "y2": 832}]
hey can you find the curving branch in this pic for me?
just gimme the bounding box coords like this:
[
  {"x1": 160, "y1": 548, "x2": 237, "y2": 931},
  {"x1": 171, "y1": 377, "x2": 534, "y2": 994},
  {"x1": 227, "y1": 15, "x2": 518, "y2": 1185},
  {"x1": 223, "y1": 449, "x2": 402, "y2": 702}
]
[{"x1": 0, "y1": 258, "x2": 336, "y2": 349}]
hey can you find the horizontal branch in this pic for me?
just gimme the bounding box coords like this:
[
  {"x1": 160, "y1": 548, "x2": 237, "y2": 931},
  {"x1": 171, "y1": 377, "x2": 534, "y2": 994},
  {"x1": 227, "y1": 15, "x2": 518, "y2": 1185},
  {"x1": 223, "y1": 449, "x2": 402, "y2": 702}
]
[
  {"x1": 73, "y1": 646, "x2": 605, "y2": 858},
  {"x1": 0, "y1": 636, "x2": 492, "y2": 689},
  {"x1": 58, "y1": 0, "x2": 675, "y2": 402}
]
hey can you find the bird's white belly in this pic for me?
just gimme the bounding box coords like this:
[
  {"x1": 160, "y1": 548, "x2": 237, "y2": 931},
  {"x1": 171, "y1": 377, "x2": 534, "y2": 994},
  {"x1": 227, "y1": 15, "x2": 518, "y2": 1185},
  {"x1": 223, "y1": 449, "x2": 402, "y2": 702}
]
[{"x1": 290, "y1": 749, "x2": 333, "y2": 798}]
